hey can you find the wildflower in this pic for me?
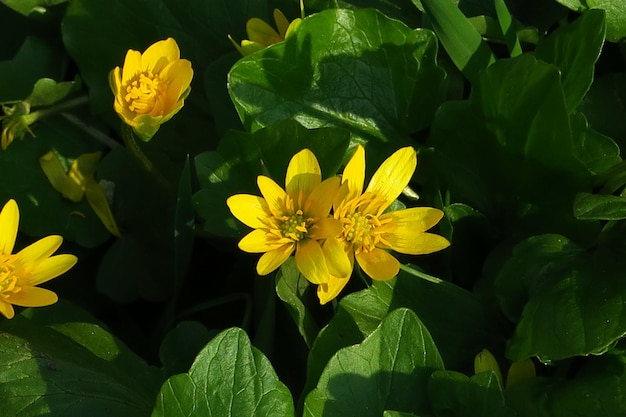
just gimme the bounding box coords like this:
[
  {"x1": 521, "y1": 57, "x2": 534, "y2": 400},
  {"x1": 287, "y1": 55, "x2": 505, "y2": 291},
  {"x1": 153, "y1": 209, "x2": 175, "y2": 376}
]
[
  {"x1": 229, "y1": 8, "x2": 302, "y2": 56},
  {"x1": 0, "y1": 104, "x2": 37, "y2": 150},
  {"x1": 317, "y1": 145, "x2": 450, "y2": 304},
  {"x1": 227, "y1": 149, "x2": 349, "y2": 285},
  {"x1": 109, "y1": 38, "x2": 193, "y2": 141},
  {"x1": 0, "y1": 199, "x2": 77, "y2": 319}
]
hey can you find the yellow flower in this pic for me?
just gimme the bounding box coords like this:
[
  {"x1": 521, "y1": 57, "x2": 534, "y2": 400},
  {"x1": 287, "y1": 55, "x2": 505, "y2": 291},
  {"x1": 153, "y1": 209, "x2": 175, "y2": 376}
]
[
  {"x1": 229, "y1": 8, "x2": 302, "y2": 56},
  {"x1": 0, "y1": 199, "x2": 77, "y2": 319},
  {"x1": 227, "y1": 149, "x2": 350, "y2": 284},
  {"x1": 0, "y1": 106, "x2": 37, "y2": 150},
  {"x1": 109, "y1": 38, "x2": 193, "y2": 141},
  {"x1": 317, "y1": 145, "x2": 450, "y2": 304}
]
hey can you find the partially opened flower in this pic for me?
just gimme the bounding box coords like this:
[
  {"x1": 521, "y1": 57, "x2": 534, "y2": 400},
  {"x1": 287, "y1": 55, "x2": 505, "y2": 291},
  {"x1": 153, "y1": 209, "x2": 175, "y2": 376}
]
[
  {"x1": 317, "y1": 145, "x2": 450, "y2": 304},
  {"x1": 0, "y1": 199, "x2": 77, "y2": 319},
  {"x1": 227, "y1": 149, "x2": 349, "y2": 285},
  {"x1": 229, "y1": 8, "x2": 302, "y2": 56},
  {"x1": 109, "y1": 38, "x2": 193, "y2": 141}
]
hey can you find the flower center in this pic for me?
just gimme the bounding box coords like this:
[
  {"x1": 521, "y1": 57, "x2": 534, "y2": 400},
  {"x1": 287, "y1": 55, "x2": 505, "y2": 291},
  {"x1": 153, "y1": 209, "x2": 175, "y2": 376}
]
[
  {"x1": 124, "y1": 71, "x2": 167, "y2": 114},
  {"x1": 0, "y1": 256, "x2": 20, "y2": 298},
  {"x1": 280, "y1": 209, "x2": 310, "y2": 241},
  {"x1": 342, "y1": 212, "x2": 379, "y2": 253}
]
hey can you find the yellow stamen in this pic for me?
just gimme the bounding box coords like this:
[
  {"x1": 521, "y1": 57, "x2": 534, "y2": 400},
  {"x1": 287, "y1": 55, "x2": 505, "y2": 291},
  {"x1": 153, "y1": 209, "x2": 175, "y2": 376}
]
[
  {"x1": 280, "y1": 209, "x2": 311, "y2": 241},
  {"x1": 0, "y1": 255, "x2": 20, "y2": 297},
  {"x1": 124, "y1": 71, "x2": 167, "y2": 114}
]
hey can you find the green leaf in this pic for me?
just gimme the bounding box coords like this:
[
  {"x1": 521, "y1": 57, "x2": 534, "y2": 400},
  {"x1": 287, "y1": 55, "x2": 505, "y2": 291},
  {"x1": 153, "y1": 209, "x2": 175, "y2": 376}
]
[
  {"x1": 303, "y1": 308, "x2": 444, "y2": 417},
  {"x1": 0, "y1": 0, "x2": 67, "y2": 16},
  {"x1": 428, "y1": 371, "x2": 514, "y2": 417},
  {"x1": 228, "y1": 8, "x2": 445, "y2": 143},
  {"x1": 23, "y1": 77, "x2": 79, "y2": 108},
  {"x1": 574, "y1": 192, "x2": 626, "y2": 220},
  {"x1": 534, "y1": 10, "x2": 606, "y2": 112},
  {"x1": 193, "y1": 120, "x2": 350, "y2": 238},
  {"x1": 418, "y1": 0, "x2": 496, "y2": 83},
  {"x1": 151, "y1": 327, "x2": 295, "y2": 417},
  {"x1": 496, "y1": 234, "x2": 626, "y2": 362},
  {"x1": 554, "y1": 0, "x2": 626, "y2": 42},
  {"x1": 494, "y1": 0, "x2": 522, "y2": 57},
  {"x1": 158, "y1": 321, "x2": 217, "y2": 377},
  {"x1": 0, "y1": 302, "x2": 162, "y2": 417},
  {"x1": 275, "y1": 258, "x2": 319, "y2": 348},
  {"x1": 570, "y1": 112, "x2": 621, "y2": 176},
  {"x1": 580, "y1": 73, "x2": 626, "y2": 148}
]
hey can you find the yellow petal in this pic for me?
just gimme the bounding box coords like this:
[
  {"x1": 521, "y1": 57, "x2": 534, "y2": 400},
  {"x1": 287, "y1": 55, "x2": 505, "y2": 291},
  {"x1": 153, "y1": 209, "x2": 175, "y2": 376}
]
[
  {"x1": 306, "y1": 176, "x2": 340, "y2": 219},
  {"x1": 285, "y1": 148, "x2": 321, "y2": 207},
  {"x1": 246, "y1": 17, "x2": 281, "y2": 45},
  {"x1": 384, "y1": 232, "x2": 450, "y2": 255},
  {"x1": 317, "y1": 274, "x2": 350, "y2": 305},
  {"x1": 308, "y1": 216, "x2": 343, "y2": 240},
  {"x1": 273, "y1": 9, "x2": 290, "y2": 38},
  {"x1": 161, "y1": 60, "x2": 193, "y2": 114},
  {"x1": 121, "y1": 49, "x2": 142, "y2": 84},
  {"x1": 109, "y1": 66, "x2": 122, "y2": 95},
  {"x1": 39, "y1": 151, "x2": 84, "y2": 202},
  {"x1": 356, "y1": 248, "x2": 399, "y2": 281},
  {"x1": 366, "y1": 146, "x2": 416, "y2": 211},
  {"x1": 0, "y1": 301, "x2": 14, "y2": 319},
  {"x1": 342, "y1": 145, "x2": 366, "y2": 198},
  {"x1": 142, "y1": 38, "x2": 180, "y2": 73},
  {"x1": 322, "y1": 237, "x2": 352, "y2": 278},
  {"x1": 15, "y1": 235, "x2": 62, "y2": 265},
  {"x1": 257, "y1": 243, "x2": 294, "y2": 275},
  {"x1": 0, "y1": 199, "x2": 19, "y2": 256},
  {"x1": 239, "y1": 40, "x2": 266, "y2": 56},
  {"x1": 21, "y1": 254, "x2": 77, "y2": 287},
  {"x1": 238, "y1": 229, "x2": 283, "y2": 253},
  {"x1": 257, "y1": 175, "x2": 287, "y2": 218},
  {"x1": 227, "y1": 194, "x2": 272, "y2": 229},
  {"x1": 85, "y1": 179, "x2": 121, "y2": 237},
  {"x1": 8, "y1": 286, "x2": 58, "y2": 307},
  {"x1": 378, "y1": 207, "x2": 444, "y2": 234},
  {"x1": 295, "y1": 238, "x2": 329, "y2": 284},
  {"x1": 284, "y1": 18, "x2": 301, "y2": 39}
]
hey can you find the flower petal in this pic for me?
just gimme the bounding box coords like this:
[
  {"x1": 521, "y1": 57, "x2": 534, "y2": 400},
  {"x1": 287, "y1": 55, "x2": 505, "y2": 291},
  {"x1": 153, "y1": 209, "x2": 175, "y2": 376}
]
[
  {"x1": 322, "y1": 238, "x2": 352, "y2": 278},
  {"x1": 366, "y1": 146, "x2": 416, "y2": 211},
  {"x1": 306, "y1": 176, "x2": 340, "y2": 219},
  {"x1": 378, "y1": 207, "x2": 444, "y2": 234},
  {"x1": 317, "y1": 274, "x2": 350, "y2": 305},
  {"x1": 295, "y1": 239, "x2": 329, "y2": 284},
  {"x1": 385, "y1": 232, "x2": 450, "y2": 255},
  {"x1": 356, "y1": 248, "x2": 399, "y2": 281},
  {"x1": 257, "y1": 175, "x2": 288, "y2": 218},
  {"x1": 285, "y1": 149, "x2": 321, "y2": 207},
  {"x1": 160, "y1": 59, "x2": 194, "y2": 115},
  {"x1": 8, "y1": 286, "x2": 58, "y2": 307},
  {"x1": 308, "y1": 217, "x2": 343, "y2": 240},
  {"x1": 121, "y1": 49, "x2": 142, "y2": 84},
  {"x1": 227, "y1": 194, "x2": 272, "y2": 229},
  {"x1": 0, "y1": 199, "x2": 19, "y2": 256},
  {"x1": 15, "y1": 235, "x2": 62, "y2": 265},
  {"x1": 246, "y1": 17, "x2": 281, "y2": 45},
  {"x1": 21, "y1": 254, "x2": 77, "y2": 287},
  {"x1": 273, "y1": 9, "x2": 290, "y2": 38},
  {"x1": 0, "y1": 301, "x2": 14, "y2": 319},
  {"x1": 257, "y1": 243, "x2": 294, "y2": 275},
  {"x1": 142, "y1": 38, "x2": 180, "y2": 73},
  {"x1": 109, "y1": 67, "x2": 122, "y2": 96},
  {"x1": 238, "y1": 229, "x2": 284, "y2": 253},
  {"x1": 342, "y1": 145, "x2": 366, "y2": 198}
]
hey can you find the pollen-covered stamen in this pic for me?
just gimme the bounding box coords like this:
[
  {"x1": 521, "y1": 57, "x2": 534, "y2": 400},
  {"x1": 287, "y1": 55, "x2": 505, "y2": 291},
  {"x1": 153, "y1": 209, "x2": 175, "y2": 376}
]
[
  {"x1": 0, "y1": 256, "x2": 20, "y2": 298},
  {"x1": 124, "y1": 71, "x2": 167, "y2": 114},
  {"x1": 280, "y1": 209, "x2": 312, "y2": 241}
]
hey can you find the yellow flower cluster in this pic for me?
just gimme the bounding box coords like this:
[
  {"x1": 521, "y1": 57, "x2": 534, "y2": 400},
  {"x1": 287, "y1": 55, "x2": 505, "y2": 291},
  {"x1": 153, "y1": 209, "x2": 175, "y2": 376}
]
[{"x1": 227, "y1": 145, "x2": 450, "y2": 304}]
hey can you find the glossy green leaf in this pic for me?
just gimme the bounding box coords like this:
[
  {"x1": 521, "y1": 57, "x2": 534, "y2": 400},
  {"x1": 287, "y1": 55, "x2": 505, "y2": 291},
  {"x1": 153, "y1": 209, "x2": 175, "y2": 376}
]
[
  {"x1": 496, "y1": 234, "x2": 626, "y2": 362},
  {"x1": 228, "y1": 8, "x2": 445, "y2": 143},
  {"x1": 158, "y1": 321, "x2": 217, "y2": 377},
  {"x1": 151, "y1": 327, "x2": 294, "y2": 417},
  {"x1": 0, "y1": 0, "x2": 67, "y2": 16},
  {"x1": 23, "y1": 77, "x2": 78, "y2": 108},
  {"x1": 494, "y1": 0, "x2": 522, "y2": 57},
  {"x1": 418, "y1": 0, "x2": 496, "y2": 83},
  {"x1": 303, "y1": 308, "x2": 444, "y2": 417},
  {"x1": 0, "y1": 302, "x2": 162, "y2": 417},
  {"x1": 574, "y1": 192, "x2": 626, "y2": 220},
  {"x1": 554, "y1": 0, "x2": 626, "y2": 42},
  {"x1": 428, "y1": 371, "x2": 514, "y2": 417},
  {"x1": 535, "y1": 10, "x2": 606, "y2": 112},
  {"x1": 570, "y1": 112, "x2": 621, "y2": 176}
]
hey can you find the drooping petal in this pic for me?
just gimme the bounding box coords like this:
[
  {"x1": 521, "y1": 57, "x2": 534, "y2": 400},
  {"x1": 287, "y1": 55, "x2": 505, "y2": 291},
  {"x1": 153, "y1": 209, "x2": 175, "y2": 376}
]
[
  {"x1": 20, "y1": 254, "x2": 78, "y2": 286},
  {"x1": 227, "y1": 194, "x2": 272, "y2": 229},
  {"x1": 366, "y1": 146, "x2": 417, "y2": 211},
  {"x1": 308, "y1": 217, "x2": 343, "y2": 240},
  {"x1": 317, "y1": 274, "x2": 350, "y2": 305},
  {"x1": 285, "y1": 149, "x2": 321, "y2": 207},
  {"x1": 306, "y1": 176, "x2": 340, "y2": 219},
  {"x1": 15, "y1": 235, "x2": 62, "y2": 265},
  {"x1": 342, "y1": 145, "x2": 366, "y2": 198},
  {"x1": 246, "y1": 18, "x2": 281, "y2": 45},
  {"x1": 295, "y1": 239, "x2": 329, "y2": 284},
  {"x1": 142, "y1": 38, "x2": 180, "y2": 73},
  {"x1": 377, "y1": 207, "x2": 445, "y2": 235},
  {"x1": 356, "y1": 248, "x2": 399, "y2": 281},
  {"x1": 121, "y1": 49, "x2": 142, "y2": 84},
  {"x1": 383, "y1": 232, "x2": 451, "y2": 255},
  {"x1": 109, "y1": 67, "x2": 122, "y2": 96},
  {"x1": 238, "y1": 229, "x2": 284, "y2": 253},
  {"x1": 257, "y1": 175, "x2": 287, "y2": 218},
  {"x1": 8, "y1": 286, "x2": 58, "y2": 307},
  {"x1": 257, "y1": 243, "x2": 294, "y2": 275},
  {"x1": 322, "y1": 238, "x2": 352, "y2": 278},
  {"x1": 0, "y1": 199, "x2": 19, "y2": 256},
  {"x1": 0, "y1": 301, "x2": 14, "y2": 319}
]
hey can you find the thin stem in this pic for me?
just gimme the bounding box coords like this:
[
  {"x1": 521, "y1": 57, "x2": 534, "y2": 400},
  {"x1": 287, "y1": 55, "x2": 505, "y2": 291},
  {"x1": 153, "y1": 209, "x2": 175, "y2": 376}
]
[
  {"x1": 61, "y1": 113, "x2": 120, "y2": 149},
  {"x1": 30, "y1": 95, "x2": 90, "y2": 120},
  {"x1": 121, "y1": 124, "x2": 172, "y2": 194}
]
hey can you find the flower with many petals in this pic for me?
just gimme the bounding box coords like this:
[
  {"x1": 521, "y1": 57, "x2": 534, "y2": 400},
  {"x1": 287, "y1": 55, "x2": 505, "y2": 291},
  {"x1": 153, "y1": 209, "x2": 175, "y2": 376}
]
[
  {"x1": 109, "y1": 38, "x2": 193, "y2": 141},
  {"x1": 0, "y1": 199, "x2": 77, "y2": 319},
  {"x1": 317, "y1": 145, "x2": 450, "y2": 304},
  {"x1": 229, "y1": 8, "x2": 302, "y2": 56},
  {"x1": 227, "y1": 149, "x2": 350, "y2": 285}
]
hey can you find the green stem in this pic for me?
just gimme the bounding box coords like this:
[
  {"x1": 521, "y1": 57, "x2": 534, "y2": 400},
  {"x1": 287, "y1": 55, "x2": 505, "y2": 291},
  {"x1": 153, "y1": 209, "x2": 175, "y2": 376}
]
[
  {"x1": 121, "y1": 124, "x2": 172, "y2": 193},
  {"x1": 28, "y1": 95, "x2": 90, "y2": 120}
]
